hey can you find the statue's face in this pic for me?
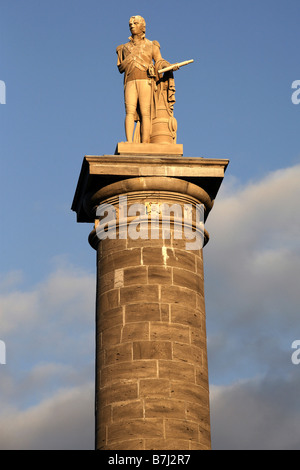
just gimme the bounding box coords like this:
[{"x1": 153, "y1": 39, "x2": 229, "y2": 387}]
[{"x1": 129, "y1": 16, "x2": 144, "y2": 36}]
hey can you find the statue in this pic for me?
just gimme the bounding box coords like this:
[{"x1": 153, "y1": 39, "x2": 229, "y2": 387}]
[{"x1": 116, "y1": 15, "x2": 193, "y2": 144}]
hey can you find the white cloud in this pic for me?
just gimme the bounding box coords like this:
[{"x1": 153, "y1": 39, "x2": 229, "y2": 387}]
[
  {"x1": 0, "y1": 262, "x2": 95, "y2": 449},
  {"x1": 0, "y1": 263, "x2": 95, "y2": 348},
  {"x1": 0, "y1": 270, "x2": 23, "y2": 292},
  {"x1": 205, "y1": 163, "x2": 300, "y2": 334},
  {"x1": 207, "y1": 164, "x2": 300, "y2": 252},
  {"x1": 210, "y1": 373, "x2": 300, "y2": 450},
  {"x1": 0, "y1": 290, "x2": 39, "y2": 335},
  {"x1": 0, "y1": 383, "x2": 94, "y2": 450}
]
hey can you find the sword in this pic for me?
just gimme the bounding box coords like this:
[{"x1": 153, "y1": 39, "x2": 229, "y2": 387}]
[{"x1": 158, "y1": 59, "x2": 194, "y2": 74}]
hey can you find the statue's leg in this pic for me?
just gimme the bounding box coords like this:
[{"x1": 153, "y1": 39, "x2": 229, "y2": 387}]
[
  {"x1": 124, "y1": 81, "x2": 138, "y2": 142},
  {"x1": 137, "y1": 80, "x2": 152, "y2": 143}
]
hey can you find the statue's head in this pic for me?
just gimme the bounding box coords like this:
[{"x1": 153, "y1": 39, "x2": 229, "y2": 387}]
[{"x1": 129, "y1": 15, "x2": 146, "y2": 38}]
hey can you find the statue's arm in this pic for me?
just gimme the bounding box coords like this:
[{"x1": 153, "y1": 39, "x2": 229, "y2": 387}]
[
  {"x1": 152, "y1": 40, "x2": 171, "y2": 71},
  {"x1": 116, "y1": 45, "x2": 127, "y2": 74}
]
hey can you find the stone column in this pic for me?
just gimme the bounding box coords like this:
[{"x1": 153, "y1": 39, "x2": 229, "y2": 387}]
[{"x1": 72, "y1": 152, "x2": 228, "y2": 451}]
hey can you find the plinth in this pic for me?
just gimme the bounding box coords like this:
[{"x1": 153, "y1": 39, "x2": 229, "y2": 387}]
[{"x1": 72, "y1": 147, "x2": 228, "y2": 450}]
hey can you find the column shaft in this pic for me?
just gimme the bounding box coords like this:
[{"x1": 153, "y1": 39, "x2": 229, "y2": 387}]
[{"x1": 92, "y1": 186, "x2": 211, "y2": 450}]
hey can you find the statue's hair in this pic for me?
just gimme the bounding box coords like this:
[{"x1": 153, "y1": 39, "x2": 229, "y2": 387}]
[{"x1": 129, "y1": 15, "x2": 146, "y2": 34}]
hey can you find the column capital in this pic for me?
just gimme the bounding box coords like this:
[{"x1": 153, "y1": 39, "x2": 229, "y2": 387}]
[{"x1": 71, "y1": 155, "x2": 229, "y2": 223}]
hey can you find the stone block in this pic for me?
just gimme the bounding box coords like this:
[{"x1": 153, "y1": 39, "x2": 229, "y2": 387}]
[
  {"x1": 104, "y1": 343, "x2": 133, "y2": 365},
  {"x1": 100, "y1": 248, "x2": 142, "y2": 275},
  {"x1": 142, "y1": 247, "x2": 166, "y2": 266},
  {"x1": 98, "y1": 289, "x2": 119, "y2": 314},
  {"x1": 124, "y1": 266, "x2": 148, "y2": 286},
  {"x1": 144, "y1": 439, "x2": 190, "y2": 450},
  {"x1": 198, "y1": 425, "x2": 211, "y2": 448},
  {"x1": 98, "y1": 306, "x2": 123, "y2": 332},
  {"x1": 160, "y1": 304, "x2": 170, "y2": 321},
  {"x1": 171, "y1": 304, "x2": 202, "y2": 328},
  {"x1": 99, "y1": 238, "x2": 127, "y2": 256},
  {"x1": 121, "y1": 322, "x2": 150, "y2": 343},
  {"x1": 190, "y1": 442, "x2": 210, "y2": 450},
  {"x1": 101, "y1": 360, "x2": 158, "y2": 387},
  {"x1": 172, "y1": 342, "x2": 202, "y2": 366},
  {"x1": 195, "y1": 366, "x2": 209, "y2": 391},
  {"x1": 96, "y1": 421, "x2": 107, "y2": 448},
  {"x1": 172, "y1": 268, "x2": 201, "y2": 292},
  {"x1": 161, "y1": 286, "x2": 196, "y2": 308},
  {"x1": 103, "y1": 439, "x2": 144, "y2": 450},
  {"x1": 112, "y1": 400, "x2": 144, "y2": 422},
  {"x1": 148, "y1": 266, "x2": 172, "y2": 284},
  {"x1": 114, "y1": 268, "x2": 124, "y2": 288},
  {"x1": 125, "y1": 303, "x2": 161, "y2": 323},
  {"x1": 108, "y1": 419, "x2": 164, "y2": 443},
  {"x1": 121, "y1": 285, "x2": 159, "y2": 304},
  {"x1": 186, "y1": 402, "x2": 210, "y2": 431},
  {"x1": 99, "y1": 382, "x2": 138, "y2": 406},
  {"x1": 158, "y1": 360, "x2": 195, "y2": 382},
  {"x1": 115, "y1": 142, "x2": 183, "y2": 156},
  {"x1": 196, "y1": 292, "x2": 205, "y2": 310},
  {"x1": 145, "y1": 398, "x2": 186, "y2": 419},
  {"x1": 101, "y1": 325, "x2": 122, "y2": 349},
  {"x1": 98, "y1": 404, "x2": 112, "y2": 425},
  {"x1": 139, "y1": 378, "x2": 170, "y2": 398},
  {"x1": 165, "y1": 249, "x2": 196, "y2": 272},
  {"x1": 150, "y1": 322, "x2": 190, "y2": 344},
  {"x1": 98, "y1": 270, "x2": 115, "y2": 294},
  {"x1": 196, "y1": 255, "x2": 204, "y2": 277},
  {"x1": 190, "y1": 327, "x2": 206, "y2": 349},
  {"x1": 127, "y1": 237, "x2": 171, "y2": 249},
  {"x1": 170, "y1": 382, "x2": 209, "y2": 409},
  {"x1": 133, "y1": 341, "x2": 172, "y2": 360},
  {"x1": 165, "y1": 419, "x2": 199, "y2": 442}
]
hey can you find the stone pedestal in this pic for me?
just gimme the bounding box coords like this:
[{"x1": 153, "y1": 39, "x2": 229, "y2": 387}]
[{"x1": 72, "y1": 152, "x2": 228, "y2": 450}]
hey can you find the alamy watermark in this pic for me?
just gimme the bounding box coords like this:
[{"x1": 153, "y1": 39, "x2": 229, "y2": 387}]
[
  {"x1": 95, "y1": 196, "x2": 205, "y2": 250},
  {"x1": 0, "y1": 340, "x2": 6, "y2": 365},
  {"x1": 291, "y1": 80, "x2": 300, "y2": 105},
  {"x1": 291, "y1": 340, "x2": 300, "y2": 365},
  {"x1": 0, "y1": 80, "x2": 6, "y2": 104}
]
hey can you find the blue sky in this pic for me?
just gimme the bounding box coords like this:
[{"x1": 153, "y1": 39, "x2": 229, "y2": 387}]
[{"x1": 0, "y1": 0, "x2": 300, "y2": 449}]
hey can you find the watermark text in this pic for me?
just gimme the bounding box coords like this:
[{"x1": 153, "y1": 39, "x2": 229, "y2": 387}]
[
  {"x1": 291, "y1": 340, "x2": 300, "y2": 365},
  {"x1": 96, "y1": 196, "x2": 205, "y2": 250},
  {"x1": 0, "y1": 340, "x2": 6, "y2": 365},
  {"x1": 0, "y1": 80, "x2": 6, "y2": 104},
  {"x1": 291, "y1": 80, "x2": 300, "y2": 105}
]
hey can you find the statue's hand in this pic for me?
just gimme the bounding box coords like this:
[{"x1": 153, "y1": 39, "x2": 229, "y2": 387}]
[{"x1": 147, "y1": 64, "x2": 156, "y2": 78}]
